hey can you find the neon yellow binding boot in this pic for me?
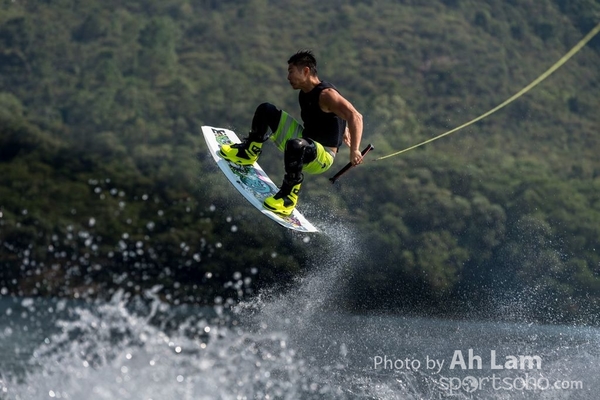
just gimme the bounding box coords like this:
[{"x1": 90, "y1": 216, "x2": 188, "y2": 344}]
[
  {"x1": 219, "y1": 138, "x2": 263, "y2": 166},
  {"x1": 263, "y1": 176, "x2": 303, "y2": 216}
]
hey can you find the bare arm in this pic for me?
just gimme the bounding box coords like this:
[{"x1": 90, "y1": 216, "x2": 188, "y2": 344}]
[{"x1": 319, "y1": 88, "x2": 364, "y2": 165}]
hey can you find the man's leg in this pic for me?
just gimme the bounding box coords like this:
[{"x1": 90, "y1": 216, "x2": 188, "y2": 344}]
[
  {"x1": 219, "y1": 103, "x2": 283, "y2": 165},
  {"x1": 268, "y1": 109, "x2": 304, "y2": 152},
  {"x1": 301, "y1": 140, "x2": 335, "y2": 175},
  {"x1": 263, "y1": 138, "x2": 335, "y2": 215},
  {"x1": 250, "y1": 102, "x2": 283, "y2": 141},
  {"x1": 263, "y1": 138, "x2": 320, "y2": 216}
]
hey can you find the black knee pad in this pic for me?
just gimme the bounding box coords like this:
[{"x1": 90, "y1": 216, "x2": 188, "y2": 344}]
[
  {"x1": 286, "y1": 138, "x2": 309, "y2": 152},
  {"x1": 284, "y1": 138, "x2": 317, "y2": 174}
]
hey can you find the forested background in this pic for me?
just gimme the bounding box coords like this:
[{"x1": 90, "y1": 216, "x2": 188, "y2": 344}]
[{"x1": 1, "y1": 0, "x2": 599, "y2": 324}]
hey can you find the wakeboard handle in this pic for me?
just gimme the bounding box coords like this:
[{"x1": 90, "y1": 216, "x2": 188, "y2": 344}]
[{"x1": 329, "y1": 144, "x2": 374, "y2": 184}]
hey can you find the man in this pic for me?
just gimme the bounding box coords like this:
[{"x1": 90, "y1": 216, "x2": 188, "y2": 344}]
[{"x1": 219, "y1": 50, "x2": 363, "y2": 216}]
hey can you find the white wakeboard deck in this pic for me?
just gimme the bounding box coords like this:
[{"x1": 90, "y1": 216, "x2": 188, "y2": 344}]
[{"x1": 201, "y1": 126, "x2": 319, "y2": 233}]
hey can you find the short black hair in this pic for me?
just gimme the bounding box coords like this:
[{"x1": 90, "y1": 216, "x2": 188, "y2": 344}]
[{"x1": 288, "y1": 50, "x2": 317, "y2": 75}]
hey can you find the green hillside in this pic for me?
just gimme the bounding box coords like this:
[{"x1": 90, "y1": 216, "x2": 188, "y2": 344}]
[{"x1": 1, "y1": 0, "x2": 599, "y2": 323}]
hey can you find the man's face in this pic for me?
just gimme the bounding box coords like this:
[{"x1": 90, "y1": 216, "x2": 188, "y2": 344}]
[{"x1": 287, "y1": 64, "x2": 306, "y2": 89}]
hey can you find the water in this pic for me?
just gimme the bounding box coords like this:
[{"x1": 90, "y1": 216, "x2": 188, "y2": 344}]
[
  {"x1": 1, "y1": 223, "x2": 599, "y2": 399},
  {"x1": 1, "y1": 296, "x2": 598, "y2": 400}
]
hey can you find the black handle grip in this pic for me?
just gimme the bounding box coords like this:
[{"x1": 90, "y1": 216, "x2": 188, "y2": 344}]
[{"x1": 329, "y1": 144, "x2": 374, "y2": 184}]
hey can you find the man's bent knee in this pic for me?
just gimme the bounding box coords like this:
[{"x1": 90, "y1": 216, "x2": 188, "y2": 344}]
[{"x1": 284, "y1": 138, "x2": 316, "y2": 173}]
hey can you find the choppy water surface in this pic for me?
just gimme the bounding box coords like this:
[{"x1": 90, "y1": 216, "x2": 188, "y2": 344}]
[{"x1": 1, "y1": 224, "x2": 599, "y2": 399}]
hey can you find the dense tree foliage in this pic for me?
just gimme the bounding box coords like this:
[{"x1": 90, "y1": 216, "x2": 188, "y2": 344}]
[{"x1": 1, "y1": 0, "x2": 599, "y2": 324}]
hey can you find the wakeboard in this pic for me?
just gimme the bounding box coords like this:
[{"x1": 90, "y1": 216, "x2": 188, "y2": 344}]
[{"x1": 201, "y1": 126, "x2": 319, "y2": 233}]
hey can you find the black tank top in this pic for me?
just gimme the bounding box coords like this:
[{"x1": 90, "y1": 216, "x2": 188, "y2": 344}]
[{"x1": 298, "y1": 81, "x2": 346, "y2": 148}]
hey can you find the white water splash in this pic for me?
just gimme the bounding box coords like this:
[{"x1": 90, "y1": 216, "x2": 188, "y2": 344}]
[{"x1": 3, "y1": 220, "x2": 600, "y2": 399}]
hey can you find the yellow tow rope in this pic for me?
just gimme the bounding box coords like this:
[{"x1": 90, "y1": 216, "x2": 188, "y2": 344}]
[{"x1": 375, "y1": 22, "x2": 600, "y2": 161}]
